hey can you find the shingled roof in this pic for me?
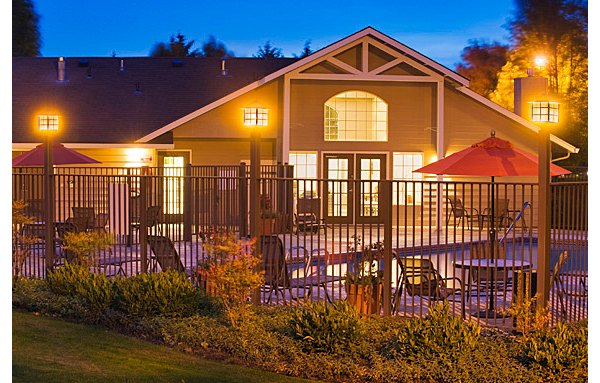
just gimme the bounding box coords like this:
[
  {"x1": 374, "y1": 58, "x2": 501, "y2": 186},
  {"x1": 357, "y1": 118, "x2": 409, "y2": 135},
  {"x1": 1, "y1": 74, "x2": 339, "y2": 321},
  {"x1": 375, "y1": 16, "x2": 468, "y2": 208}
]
[{"x1": 12, "y1": 56, "x2": 298, "y2": 144}]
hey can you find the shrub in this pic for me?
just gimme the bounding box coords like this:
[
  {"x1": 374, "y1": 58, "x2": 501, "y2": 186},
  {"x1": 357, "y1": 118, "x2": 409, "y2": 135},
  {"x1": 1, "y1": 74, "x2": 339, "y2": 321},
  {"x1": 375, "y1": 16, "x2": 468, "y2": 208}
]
[
  {"x1": 520, "y1": 320, "x2": 587, "y2": 380},
  {"x1": 62, "y1": 231, "x2": 112, "y2": 266},
  {"x1": 385, "y1": 302, "x2": 480, "y2": 362},
  {"x1": 46, "y1": 262, "x2": 114, "y2": 316},
  {"x1": 114, "y1": 270, "x2": 201, "y2": 317},
  {"x1": 204, "y1": 235, "x2": 264, "y2": 327},
  {"x1": 289, "y1": 300, "x2": 363, "y2": 353}
]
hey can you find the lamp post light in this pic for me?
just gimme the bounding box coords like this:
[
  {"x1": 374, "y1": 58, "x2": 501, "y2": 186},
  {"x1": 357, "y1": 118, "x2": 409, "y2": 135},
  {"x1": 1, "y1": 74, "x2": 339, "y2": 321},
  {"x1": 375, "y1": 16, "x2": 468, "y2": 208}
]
[
  {"x1": 38, "y1": 114, "x2": 59, "y2": 274},
  {"x1": 243, "y1": 107, "x2": 269, "y2": 239},
  {"x1": 537, "y1": 122, "x2": 551, "y2": 309}
]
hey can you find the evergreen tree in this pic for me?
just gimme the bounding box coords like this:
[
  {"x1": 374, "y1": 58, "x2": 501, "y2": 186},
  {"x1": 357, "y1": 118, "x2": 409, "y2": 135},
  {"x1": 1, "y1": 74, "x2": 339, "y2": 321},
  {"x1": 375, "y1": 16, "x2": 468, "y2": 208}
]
[
  {"x1": 150, "y1": 33, "x2": 200, "y2": 57},
  {"x1": 200, "y1": 35, "x2": 235, "y2": 57},
  {"x1": 254, "y1": 41, "x2": 283, "y2": 58},
  {"x1": 295, "y1": 40, "x2": 313, "y2": 58},
  {"x1": 13, "y1": 0, "x2": 41, "y2": 57}
]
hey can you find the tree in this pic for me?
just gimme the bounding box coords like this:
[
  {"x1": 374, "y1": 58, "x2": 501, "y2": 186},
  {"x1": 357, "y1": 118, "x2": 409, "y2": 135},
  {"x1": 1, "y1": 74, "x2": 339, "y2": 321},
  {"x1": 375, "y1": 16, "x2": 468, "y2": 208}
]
[
  {"x1": 254, "y1": 41, "x2": 283, "y2": 58},
  {"x1": 490, "y1": 0, "x2": 587, "y2": 167},
  {"x1": 150, "y1": 33, "x2": 200, "y2": 57},
  {"x1": 13, "y1": 0, "x2": 41, "y2": 56},
  {"x1": 455, "y1": 40, "x2": 509, "y2": 98},
  {"x1": 294, "y1": 40, "x2": 313, "y2": 58},
  {"x1": 200, "y1": 35, "x2": 235, "y2": 57}
]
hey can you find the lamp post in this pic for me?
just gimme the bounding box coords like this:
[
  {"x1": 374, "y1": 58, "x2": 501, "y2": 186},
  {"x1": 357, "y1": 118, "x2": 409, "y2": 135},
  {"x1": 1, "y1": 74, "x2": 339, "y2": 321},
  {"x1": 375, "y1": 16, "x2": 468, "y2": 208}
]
[
  {"x1": 39, "y1": 114, "x2": 59, "y2": 274},
  {"x1": 244, "y1": 107, "x2": 268, "y2": 239},
  {"x1": 537, "y1": 123, "x2": 551, "y2": 309}
]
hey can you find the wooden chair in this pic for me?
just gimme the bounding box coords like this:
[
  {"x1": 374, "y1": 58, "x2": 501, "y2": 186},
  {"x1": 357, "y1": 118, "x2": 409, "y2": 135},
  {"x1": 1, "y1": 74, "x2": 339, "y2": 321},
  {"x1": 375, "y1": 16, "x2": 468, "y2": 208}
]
[
  {"x1": 393, "y1": 256, "x2": 465, "y2": 318},
  {"x1": 446, "y1": 198, "x2": 479, "y2": 229}
]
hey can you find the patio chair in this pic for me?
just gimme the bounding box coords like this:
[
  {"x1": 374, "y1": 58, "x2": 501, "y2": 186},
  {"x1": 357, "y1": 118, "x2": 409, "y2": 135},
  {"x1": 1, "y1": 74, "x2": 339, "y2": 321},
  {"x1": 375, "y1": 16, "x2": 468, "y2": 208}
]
[
  {"x1": 480, "y1": 198, "x2": 511, "y2": 230},
  {"x1": 66, "y1": 216, "x2": 91, "y2": 233},
  {"x1": 91, "y1": 213, "x2": 109, "y2": 233},
  {"x1": 147, "y1": 235, "x2": 186, "y2": 273},
  {"x1": 468, "y1": 241, "x2": 511, "y2": 301},
  {"x1": 296, "y1": 197, "x2": 325, "y2": 233},
  {"x1": 132, "y1": 205, "x2": 163, "y2": 236},
  {"x1": 446, "y1": 197, "x2": 479, "y2": 229},
  {"x1": 72, "y1": 207, "x2": 96, "y2": 231},
  {"x1": 54, "y1": 221, "x2": 80, "y2": 265},
  {"x1": 550, "y1": 251, "x2": 588, "y2": 319},
  {"x1": 260, "y1": 235, "x2": 336, "y2": 304},
  {"x1": 393, "y1": 256, "x2": 465, "y2": 318}
]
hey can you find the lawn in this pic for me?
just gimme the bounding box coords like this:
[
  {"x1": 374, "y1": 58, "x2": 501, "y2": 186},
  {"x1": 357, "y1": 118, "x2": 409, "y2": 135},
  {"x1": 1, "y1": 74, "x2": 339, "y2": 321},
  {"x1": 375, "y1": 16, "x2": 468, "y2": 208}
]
[{"x1": 12, "y1": 310, "x2": 316, "y2": 383}]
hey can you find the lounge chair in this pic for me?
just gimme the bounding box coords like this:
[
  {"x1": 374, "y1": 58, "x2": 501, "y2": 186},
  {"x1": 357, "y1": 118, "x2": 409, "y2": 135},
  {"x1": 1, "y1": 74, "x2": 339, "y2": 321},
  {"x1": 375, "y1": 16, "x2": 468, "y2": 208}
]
[
  {"x1": 446, "y1": 197, "x2": 479, "y2": 229},
  {"x1": 550, "y1": 251, "x2": 588, "y2": 319},
  {"x1": 147, "y1": 235, "x2": 186, "y2": 273},
  {"x1": 132, "y1": 205, "x2": 163, "y2": 236},
  {"x1": 260, "y1": 235, "x2": 337, "y2": 303},
  {"x1": 393, "y1": 256, "x2": 465, "y2": 318}
]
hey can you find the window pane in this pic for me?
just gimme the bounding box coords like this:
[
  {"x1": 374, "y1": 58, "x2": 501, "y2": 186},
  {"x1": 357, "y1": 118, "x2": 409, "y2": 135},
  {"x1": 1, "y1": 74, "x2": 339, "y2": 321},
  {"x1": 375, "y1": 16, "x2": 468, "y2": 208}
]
[{"x1": 324, "y1": 91, "x2": 387, "y2": 142}]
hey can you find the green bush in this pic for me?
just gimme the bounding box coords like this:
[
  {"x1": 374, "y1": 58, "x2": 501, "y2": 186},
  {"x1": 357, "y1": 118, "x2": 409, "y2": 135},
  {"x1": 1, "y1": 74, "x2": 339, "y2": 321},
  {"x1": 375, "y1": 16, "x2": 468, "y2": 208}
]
[
  {"x1": 385, "y1": 302, "x2": 480, "y2": 361},
  {"x1": 289, "y1": 300, "x2": 363, "y2": 353},
  {"x1": 47, "y1": 262, "x2": 114, "y2": 316},
  {"x1": 114, "y1": 270, "x2": 201, "y2": 317},
  {"x1": 520, "y1": 320, "x2": 587, "y2": 381}
]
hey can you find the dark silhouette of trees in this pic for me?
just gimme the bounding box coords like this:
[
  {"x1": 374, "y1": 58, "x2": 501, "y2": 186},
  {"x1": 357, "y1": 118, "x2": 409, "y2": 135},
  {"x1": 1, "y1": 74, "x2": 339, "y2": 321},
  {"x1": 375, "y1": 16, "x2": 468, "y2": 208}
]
[
  {"x1": 13, "y1": 0, "x2": 40, "y2": 56},
  {"x1": 294, "y1": 40, "x2": 313, "y2": 58},
  {"x1": 150, "y1": 33, "x2": 200, "y2": 57},
  {"x1": 200, "y1": 35, "x2": 235, "y2": 57},
  {"x1": 254, "y1": 41, "x2": 283, "y2": 58},
  {"x1": 456, "y1": 40, "x2": 508, "y2": 98}
]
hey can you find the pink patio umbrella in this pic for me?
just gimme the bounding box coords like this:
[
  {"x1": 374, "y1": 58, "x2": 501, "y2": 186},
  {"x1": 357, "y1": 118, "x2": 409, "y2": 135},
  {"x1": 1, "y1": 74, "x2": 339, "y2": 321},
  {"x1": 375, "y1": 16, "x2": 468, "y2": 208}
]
[
  {"x1": 413, "y1": 131, "x2": 570, "y2": 316},
  {"x1": 12, "y1": 142, "x2": 101, "y2": 166}
]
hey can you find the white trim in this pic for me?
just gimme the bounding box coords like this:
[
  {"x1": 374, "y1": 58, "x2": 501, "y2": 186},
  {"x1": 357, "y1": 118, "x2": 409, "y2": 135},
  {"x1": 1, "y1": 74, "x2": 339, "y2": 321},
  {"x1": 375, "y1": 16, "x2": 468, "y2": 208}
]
[
  {"x1": 282, "y1": 74, "x2": 291, "y2": 163},
  {"x1": 436, "y1": 81, "x2": 445, "y2": 161},
  {"x1": 368, "y1": 58, "x2": 404, "y2": 75},
  {"x1": 327, "y1": 57, "x2": 362, "y2": 75},
  {"x1": 456, "y1": 87, "x2": 579, "y2": 153},
  {"x1": 12, "y1": 142, "x2": 174, "y2": 150},
  {"x1": 136, "y1": 27, "x2": 463, "y2": 143},
  {"x1": 290, "y1": 74, "x2": 439, "y2": 82}
]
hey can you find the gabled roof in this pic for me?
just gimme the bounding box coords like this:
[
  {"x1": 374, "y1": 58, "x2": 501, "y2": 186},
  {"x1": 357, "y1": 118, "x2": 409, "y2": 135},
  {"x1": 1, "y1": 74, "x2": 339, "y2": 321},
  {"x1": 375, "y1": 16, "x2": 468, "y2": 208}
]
[{"x1": 12, "y1": 56, "x2": 297, "y2": 144}]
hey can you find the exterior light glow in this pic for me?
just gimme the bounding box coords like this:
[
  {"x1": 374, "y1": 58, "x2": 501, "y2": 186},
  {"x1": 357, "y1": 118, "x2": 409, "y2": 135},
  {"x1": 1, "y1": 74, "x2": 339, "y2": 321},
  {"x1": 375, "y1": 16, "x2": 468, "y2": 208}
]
[
  {"x1": 530, "y1": 101, "x2": 560, "y2": 123},
  {"x1": 534, "y1": 56, "x2": 547, "y2": 67},
  {"x1": 243, "y1": 107, "x2": 268, "y2": 127},
  {"x1": 38, "y1": 115, "x2": 59, "y2": 131}
]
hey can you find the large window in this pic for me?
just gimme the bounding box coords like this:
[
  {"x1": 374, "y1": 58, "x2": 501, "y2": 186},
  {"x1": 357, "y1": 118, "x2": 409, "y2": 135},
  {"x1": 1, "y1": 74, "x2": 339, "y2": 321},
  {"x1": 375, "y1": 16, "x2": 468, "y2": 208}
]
[
  {"x1": 289, "y1": 152, "x2": 318, "y2": 198},
  {"x1": 393, "y1": 152, "x2": 423, "y2": 205},
  {"x1": 324, "y1": 91, "x2": 387, "y2": 141}
]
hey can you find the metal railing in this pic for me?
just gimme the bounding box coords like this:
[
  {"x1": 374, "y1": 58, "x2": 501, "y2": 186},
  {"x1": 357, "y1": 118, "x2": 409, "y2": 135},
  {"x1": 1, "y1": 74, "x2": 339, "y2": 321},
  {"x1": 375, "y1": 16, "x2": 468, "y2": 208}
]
[{"x1": 12, "y1": 166, "x2": 587, "y2": 326}]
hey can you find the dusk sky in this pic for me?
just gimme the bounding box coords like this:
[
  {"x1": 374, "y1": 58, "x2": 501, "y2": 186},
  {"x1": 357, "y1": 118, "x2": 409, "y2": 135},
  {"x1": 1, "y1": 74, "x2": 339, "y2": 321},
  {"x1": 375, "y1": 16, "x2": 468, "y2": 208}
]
[{"x1": 34, "y1": 0, "x2": 516, "y2": 69}]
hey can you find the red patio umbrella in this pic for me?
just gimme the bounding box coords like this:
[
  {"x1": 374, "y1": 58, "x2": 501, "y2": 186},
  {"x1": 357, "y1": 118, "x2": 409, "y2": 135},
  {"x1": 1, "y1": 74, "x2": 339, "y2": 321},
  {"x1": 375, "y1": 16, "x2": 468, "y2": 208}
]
[
  {"x1": 12, "y1": 142, "x2": 101, "y2": 166},
  {"x1": 413, "y1": 131, "x2": 570, "y2": 316}
]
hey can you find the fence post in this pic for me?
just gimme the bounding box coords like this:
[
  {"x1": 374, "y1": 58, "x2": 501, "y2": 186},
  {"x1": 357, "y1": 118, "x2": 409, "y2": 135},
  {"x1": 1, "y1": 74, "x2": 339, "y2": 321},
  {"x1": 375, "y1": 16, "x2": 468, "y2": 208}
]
[
  {"x1": 183, "y1": 164, "x2": 192, "y2": 242},
  {"x1": 285, "y1": 163, "x2": 294, "y2": 232},
  {"x1": 239, "y1": 163, "x2": 248, "y2": 237},
  {"x1": 139, "y1": 166, "x2": 149, "y2": 273},
  {"x1": 382, "y1": 180, "x2": 393, "y2": 316}
]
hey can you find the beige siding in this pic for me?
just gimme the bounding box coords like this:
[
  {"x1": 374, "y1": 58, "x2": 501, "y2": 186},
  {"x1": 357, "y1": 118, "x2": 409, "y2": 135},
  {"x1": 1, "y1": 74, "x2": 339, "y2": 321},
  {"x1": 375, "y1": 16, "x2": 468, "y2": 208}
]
[{"x1": 173, "y1": 138, "x2": 275, "y2": 165}]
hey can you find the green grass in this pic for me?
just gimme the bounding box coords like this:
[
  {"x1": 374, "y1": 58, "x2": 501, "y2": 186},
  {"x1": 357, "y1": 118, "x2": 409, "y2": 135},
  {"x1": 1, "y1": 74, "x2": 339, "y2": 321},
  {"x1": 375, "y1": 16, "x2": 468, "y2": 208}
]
[{"x1": 12, "y1": 310, "x2": 316, "y2": 383}]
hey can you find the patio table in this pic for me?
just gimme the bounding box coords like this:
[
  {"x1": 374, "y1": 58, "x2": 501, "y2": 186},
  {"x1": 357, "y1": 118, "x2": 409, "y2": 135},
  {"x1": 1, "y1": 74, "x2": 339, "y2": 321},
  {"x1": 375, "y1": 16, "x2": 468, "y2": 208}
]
[{"x1": 454, "y1": 258, "x2": 531, "y2": 318}]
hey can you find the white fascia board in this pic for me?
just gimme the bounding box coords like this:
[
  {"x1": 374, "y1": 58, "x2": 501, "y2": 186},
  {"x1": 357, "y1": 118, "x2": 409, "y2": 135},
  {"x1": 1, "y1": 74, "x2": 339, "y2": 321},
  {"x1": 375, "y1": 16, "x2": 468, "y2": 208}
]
[
  {"x1": 13, "y1": 143, "x2": 174, "y2": 150},
  {"x1": 456, "y1": 86, "x2": 579, "y2": 154}
]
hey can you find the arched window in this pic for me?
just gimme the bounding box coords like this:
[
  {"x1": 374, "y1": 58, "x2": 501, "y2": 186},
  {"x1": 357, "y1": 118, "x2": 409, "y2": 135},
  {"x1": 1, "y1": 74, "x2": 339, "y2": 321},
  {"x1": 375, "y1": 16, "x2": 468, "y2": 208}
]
[{"x1": 324, "y1": 91, "x2": 387, "y2": 141}]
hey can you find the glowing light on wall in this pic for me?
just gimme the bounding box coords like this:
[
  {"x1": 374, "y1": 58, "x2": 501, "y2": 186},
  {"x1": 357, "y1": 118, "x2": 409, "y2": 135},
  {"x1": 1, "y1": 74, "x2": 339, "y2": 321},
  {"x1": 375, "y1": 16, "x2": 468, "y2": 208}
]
[
  {"x1": 243, "y1": 107, "x2": 269, "y2": 126},
  {"x1": 125, "y1": 148, "x2": 153, "y2": 167}
]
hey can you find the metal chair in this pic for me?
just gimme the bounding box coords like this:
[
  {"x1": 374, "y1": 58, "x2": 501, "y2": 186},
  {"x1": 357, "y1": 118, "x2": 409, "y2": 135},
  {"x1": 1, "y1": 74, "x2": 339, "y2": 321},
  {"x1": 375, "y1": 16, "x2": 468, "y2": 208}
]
[
  {"x1": 446, "y1": 198, "x2": 479, "y2": 229},
  {"x1": 147, "y1": 235, "x2": 186, "y2": 273},
  {"x1": 550, "y1": 251, "x2": 588, "y2": 319},
  {"x1": 72, "y1": 207, "x2": 96, "y2": 232}
]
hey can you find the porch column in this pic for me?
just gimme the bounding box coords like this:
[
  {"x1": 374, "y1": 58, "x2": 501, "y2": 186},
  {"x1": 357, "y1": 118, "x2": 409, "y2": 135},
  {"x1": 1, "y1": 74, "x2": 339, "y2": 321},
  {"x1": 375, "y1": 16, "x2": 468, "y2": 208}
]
[{"x1": 436, "y1": 80, "x2": 445, "y2": 230}]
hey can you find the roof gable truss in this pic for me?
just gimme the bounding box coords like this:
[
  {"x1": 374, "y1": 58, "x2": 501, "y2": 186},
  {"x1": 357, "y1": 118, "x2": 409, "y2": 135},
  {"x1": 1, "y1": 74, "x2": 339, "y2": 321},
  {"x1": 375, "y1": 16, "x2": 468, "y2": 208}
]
[{"x1": 291, "y1": 36, "x2": 440, "y2": 82}]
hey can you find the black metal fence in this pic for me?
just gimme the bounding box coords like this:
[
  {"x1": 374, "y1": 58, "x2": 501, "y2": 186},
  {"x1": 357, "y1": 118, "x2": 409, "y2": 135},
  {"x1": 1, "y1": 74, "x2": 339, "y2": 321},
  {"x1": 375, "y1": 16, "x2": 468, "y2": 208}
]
[{"x1": 12, "y1": 165, "x2": 587, "y2": 326}]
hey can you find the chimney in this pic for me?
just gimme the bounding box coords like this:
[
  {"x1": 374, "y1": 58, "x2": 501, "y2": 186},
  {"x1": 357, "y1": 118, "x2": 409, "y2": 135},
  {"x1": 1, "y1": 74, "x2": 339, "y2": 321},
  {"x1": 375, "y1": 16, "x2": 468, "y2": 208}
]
[
  {"x1": 514, "y1": 75, "x2": 548, "y2": 118},
  {"x1": 57, "y1": 57, "x2": 66, "y2": 81},
  {"x1": 221, "y1": 58, "x2": 228, "y2": 76}
]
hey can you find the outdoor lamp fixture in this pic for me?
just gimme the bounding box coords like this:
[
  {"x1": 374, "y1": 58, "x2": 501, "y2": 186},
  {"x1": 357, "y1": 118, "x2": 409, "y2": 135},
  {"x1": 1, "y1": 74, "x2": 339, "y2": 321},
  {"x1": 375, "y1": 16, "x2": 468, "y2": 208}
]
[
  {"x1": 39, "y1": 114, "x2": 59, "y2": 273},
  {"x1": 530, "y1": 101, "x2": 560, "y2": 123},
  {"x1": 243, "y1": 107, "x2": 269, "y2": 127},
  {"x1": 244, "y1": 107, "x2": 268, "y2": 240}
]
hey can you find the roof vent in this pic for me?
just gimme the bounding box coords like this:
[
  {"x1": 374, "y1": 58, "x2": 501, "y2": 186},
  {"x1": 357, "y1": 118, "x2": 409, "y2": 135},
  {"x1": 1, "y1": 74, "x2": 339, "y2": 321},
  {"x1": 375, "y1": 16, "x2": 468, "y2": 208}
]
[
  {"x1": 134, "y1": 81, "x2": 142, "y2": 95},
  {"x1": 78, "y1": 59, "x2": 89, "y2": 67},
  {"x1": 172, "y1": 59, "x2": 183, "y2": 67},
  {"x1": 120, "y1": 59, "x2": 125, "y2": 72},
  {"x1": 221, "y1": 58, "x2": 228, "y2": 76}
]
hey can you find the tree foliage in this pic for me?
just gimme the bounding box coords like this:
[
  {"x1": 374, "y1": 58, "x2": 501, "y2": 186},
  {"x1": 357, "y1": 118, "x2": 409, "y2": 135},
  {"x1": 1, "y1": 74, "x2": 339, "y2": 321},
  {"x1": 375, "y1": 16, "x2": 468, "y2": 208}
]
[
  {"x1": 200, "y1": 35, "x2": 235, "y2": 58},
  {"x1": 254, "y1": 41, "x2": 283, "y2": 58},
  {"x1": 13, "y1": 0, "x2": 41, "y2": 57},
  {"x1": 455, "y1": 40, "x2": 509, "y2": 98},
  {"x1": 488, "y1": 0, "x2": 587, "y2": 167},
  {"x1": 150, "y1": 33, "x2": 200, "y2": 57},
  {"x1": 295, "y1": 40, "x2": 313, "y2": 58}
]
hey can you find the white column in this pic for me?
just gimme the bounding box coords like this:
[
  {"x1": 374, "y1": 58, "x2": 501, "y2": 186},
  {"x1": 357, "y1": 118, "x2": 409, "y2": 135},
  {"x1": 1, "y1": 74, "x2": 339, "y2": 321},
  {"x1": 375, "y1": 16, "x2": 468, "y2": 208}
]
[{"x1": 436, "y1": 80, "x2": 445, "y2": 230}]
